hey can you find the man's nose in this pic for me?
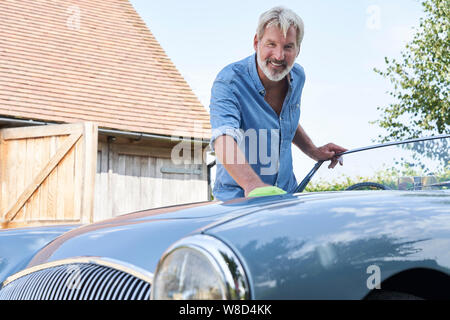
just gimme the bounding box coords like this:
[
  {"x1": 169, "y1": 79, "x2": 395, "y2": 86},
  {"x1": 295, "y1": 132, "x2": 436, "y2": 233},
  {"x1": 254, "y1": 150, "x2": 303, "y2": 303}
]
[{"x1": 273, "y1": 47, "x2": 284, "y2": 61}]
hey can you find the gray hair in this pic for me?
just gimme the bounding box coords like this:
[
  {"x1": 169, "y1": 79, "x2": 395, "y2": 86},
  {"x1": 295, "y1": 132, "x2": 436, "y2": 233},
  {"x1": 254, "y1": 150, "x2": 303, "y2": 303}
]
[{"x1": 256, "y1": 6, "x2": 304, "y2": 50}]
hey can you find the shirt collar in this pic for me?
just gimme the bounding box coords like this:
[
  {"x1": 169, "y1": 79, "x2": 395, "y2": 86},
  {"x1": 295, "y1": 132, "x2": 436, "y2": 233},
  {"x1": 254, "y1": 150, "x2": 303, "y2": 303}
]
[{"x1": 248, "y1": 53, "x2": 295, "y2": 96}]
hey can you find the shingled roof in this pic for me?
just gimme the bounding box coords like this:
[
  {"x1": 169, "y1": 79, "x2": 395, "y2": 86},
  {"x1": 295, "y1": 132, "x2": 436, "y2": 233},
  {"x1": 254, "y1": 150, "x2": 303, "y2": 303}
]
[{"x1": 0, "y1": 0, "x2": 210, "y2": 140}]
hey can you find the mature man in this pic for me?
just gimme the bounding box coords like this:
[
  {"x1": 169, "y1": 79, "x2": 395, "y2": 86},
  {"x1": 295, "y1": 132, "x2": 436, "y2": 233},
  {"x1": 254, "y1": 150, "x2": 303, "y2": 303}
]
[{"x1": 209, "y1": 6, "x2": 347, "y2": 201}]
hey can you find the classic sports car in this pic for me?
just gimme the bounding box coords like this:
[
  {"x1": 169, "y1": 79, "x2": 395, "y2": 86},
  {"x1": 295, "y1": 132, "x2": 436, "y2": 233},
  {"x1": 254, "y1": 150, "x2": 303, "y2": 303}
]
[{"x1": 0, "y1": 135, "x2": 449, "y2": 300}]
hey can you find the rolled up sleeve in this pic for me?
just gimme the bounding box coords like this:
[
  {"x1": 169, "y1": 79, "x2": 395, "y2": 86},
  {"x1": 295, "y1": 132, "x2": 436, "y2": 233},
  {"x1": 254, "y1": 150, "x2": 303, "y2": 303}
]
[{"x1": 209, "y1": 79, "x2": 242, "y2": 152}]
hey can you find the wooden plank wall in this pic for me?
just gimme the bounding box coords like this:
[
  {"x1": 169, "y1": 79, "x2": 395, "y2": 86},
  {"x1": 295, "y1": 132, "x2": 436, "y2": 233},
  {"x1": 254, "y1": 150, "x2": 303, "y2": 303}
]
[
  {"x1": 94, "y1": 141, "x2": 208, "y2": 220},
  {"x1": 0, "y1": 122, "x2": 98, "y2": 228},
  {"x1": 0, "y1": 123, "x2": 207, "y2": 227}
]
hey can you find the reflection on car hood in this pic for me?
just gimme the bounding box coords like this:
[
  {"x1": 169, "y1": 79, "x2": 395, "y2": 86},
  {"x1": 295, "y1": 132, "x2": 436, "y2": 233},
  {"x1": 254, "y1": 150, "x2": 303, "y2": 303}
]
[
  {"x1": 27, "y1": 193, "x2": 303, "y2": 269},
  {"x1": 205, "y1": 190, "x2": 450, "y2": 299},
  {"x1": 27, "y1": 191, "x2": 450, "y2": 288}
]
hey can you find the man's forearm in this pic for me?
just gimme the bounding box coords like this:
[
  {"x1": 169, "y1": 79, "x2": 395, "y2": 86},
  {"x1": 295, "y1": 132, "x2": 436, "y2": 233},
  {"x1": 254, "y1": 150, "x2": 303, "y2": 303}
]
[{"x1": 214, "y1": 135, "x2": 266, "y2": 193}]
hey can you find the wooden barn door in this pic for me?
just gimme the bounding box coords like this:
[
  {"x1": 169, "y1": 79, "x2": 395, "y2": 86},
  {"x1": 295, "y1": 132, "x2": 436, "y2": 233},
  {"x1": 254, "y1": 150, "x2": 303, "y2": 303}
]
[{"x1": 0, "y1": 122, "x2": 98, "y2": 229}]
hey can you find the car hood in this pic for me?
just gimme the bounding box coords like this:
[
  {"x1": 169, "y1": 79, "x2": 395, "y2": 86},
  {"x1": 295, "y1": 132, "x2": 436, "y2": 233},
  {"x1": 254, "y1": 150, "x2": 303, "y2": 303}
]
[
  {"x1": 204, "y1": 190, "x2": 450, "y2": 299},
  {"x1": 25, "y1": 194, "x2": 304, "y2": 270},
  {"x1": 24, "y1": 191, "x2": 450, "y2": 298}
]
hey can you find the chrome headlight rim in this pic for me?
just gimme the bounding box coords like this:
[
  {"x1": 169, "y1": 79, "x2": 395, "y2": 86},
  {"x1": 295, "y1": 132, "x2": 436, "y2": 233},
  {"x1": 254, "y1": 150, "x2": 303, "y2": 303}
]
[{"x1": 151, "y1": 234, "x2": 251, "y2": 300}]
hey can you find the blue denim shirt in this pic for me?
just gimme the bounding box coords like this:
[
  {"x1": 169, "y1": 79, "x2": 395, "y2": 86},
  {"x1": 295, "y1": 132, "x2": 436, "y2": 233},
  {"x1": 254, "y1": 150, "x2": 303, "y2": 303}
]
[{"x1": 209, "y1": 53, "x2": 305, "y2": 201}]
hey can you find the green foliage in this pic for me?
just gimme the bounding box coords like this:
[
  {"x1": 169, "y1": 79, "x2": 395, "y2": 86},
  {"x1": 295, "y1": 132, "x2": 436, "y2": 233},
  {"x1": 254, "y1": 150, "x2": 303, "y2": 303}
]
[
  {"x1": 373, "y1": 0, "x2": 449, "y2": 141},
  {"x1": 305, "y1": 171, "x2": 396, "y2": 192}
]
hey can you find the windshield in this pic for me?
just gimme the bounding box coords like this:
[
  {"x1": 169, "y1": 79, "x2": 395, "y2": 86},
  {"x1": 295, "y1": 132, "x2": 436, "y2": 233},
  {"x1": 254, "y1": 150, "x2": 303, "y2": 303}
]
[{"x1": 299, "y1": 135, "x2": 450, "y2": 192}]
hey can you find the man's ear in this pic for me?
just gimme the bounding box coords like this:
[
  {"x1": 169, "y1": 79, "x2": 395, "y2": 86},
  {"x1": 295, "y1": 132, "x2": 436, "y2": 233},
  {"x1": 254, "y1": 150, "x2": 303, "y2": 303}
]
[{"x1": 253, "y1": 34, "x2": 258, "y2": 52}]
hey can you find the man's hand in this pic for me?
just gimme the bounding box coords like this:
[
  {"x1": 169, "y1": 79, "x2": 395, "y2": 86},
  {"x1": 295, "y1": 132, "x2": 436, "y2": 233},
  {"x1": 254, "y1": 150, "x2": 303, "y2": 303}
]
[
  {"x1": 244, "y1": 183, "x2": 272, "y2": 197},
  {"x1": 292, "y1": 125, "x2": 347, "y2": 168},
  {"x1": 314, "y1": 143, "x2": 348, "y2": 169}
]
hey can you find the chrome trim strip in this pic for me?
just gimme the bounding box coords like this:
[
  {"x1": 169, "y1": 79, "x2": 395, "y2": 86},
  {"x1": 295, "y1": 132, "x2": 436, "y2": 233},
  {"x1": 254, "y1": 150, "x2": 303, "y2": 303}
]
[
  {"x1": 86, "y1": 267, "x2": 109, "y2": 300},
  {"x1": 110, "y1": 274, "x2": 131, "y2": 300},
  {"x1": 42, "y1": 265, "x2": 65, "y2": 300},
  {"x1": 47, "y1": 264, "x2": 73, "y2": 300},
  {"x1": 151, "y1": 234, "x2": 250, "y2": 300},
  {"x1": 35, "y1": 265, "x2": 55, "y2": 299},
  {"x1": 18, "y1": 276, "x2": 30, "y2": 299},
  {"x1": 65, "y1": 265, "x2": 85, "y2": 300},
  {"x1": 123, "y1": 277, "x2": 140, "y2": 300},
  {"x1": 77, "y1": 264, "x2": 101, "y2": 300},
  {"x1": 7, "y1": 272, "x2": 24, "y2": 299},
  {"x1": 137, "y1": 283, "x2": 151, "y2": 300},
  {"x1": 16, "y1": 275, "x2": 30, "y2": 300},
  {"x1": 93, "y1": 268, "x2": 116, "y2": 300},
  {"x1": 117, "y1": 275, "x2": 134, "y2": 300},
  {"x1": 25, "y1": 269, "x2": 44, "y2": 300},
  {"x1": 2, "y1": 257, "x2": 153, "y2": 288},
  {"x1": 337, "y1": 134, "x2": 450, "y2": 156},
  {"x1": 130, "y1": 280, "x2": 145, "y2": 300},
  {"x1": 102, "y1": 269, "x2": 127, "y2": 300}
]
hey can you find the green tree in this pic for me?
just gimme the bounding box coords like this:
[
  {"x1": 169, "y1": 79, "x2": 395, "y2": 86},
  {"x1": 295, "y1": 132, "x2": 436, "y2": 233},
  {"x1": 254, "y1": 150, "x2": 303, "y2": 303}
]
[{"x1": 373, "y1": 0, "x2": 449, "y2": 141}]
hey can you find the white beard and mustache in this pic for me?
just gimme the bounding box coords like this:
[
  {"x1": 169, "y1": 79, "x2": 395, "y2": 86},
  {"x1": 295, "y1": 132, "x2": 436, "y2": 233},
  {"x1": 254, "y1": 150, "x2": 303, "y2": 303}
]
[{"x1": 256, "y1": 47, "x2": 295, "y2": 82}]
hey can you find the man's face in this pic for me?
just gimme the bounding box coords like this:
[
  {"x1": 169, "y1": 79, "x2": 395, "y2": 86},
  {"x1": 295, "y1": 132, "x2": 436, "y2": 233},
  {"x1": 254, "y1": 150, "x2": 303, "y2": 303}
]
[{"x1": 254, "y1": 24, "x2": 299, "y2": 82}]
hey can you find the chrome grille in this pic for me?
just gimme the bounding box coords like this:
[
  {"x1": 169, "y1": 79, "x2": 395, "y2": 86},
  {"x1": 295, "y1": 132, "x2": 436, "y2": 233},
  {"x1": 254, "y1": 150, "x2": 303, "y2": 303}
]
[{"x1": 0, "y1": 263, "x2": 151, "y2": 300}]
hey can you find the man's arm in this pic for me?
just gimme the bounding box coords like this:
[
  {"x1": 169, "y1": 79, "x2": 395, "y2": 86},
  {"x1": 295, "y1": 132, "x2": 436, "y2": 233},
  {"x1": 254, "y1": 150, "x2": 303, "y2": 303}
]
[
  {"x1": 214, "y1": 135, "x2": 269, "y2": 196},
  {"x1": 292, "y1": 124, "x2": 347, "y2": 168}
]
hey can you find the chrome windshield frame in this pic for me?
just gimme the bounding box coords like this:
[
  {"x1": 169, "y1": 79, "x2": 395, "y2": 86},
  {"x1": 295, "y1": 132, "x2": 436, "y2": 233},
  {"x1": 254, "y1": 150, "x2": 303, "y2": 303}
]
[{"x1": 294, "y1": 134, "x2": 450, "y2": 193}]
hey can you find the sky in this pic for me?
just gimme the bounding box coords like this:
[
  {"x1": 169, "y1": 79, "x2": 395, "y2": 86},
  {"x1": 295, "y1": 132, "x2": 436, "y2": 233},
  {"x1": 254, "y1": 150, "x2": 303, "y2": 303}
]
[{"x1": 129, "y1": 0, "x2": 425, "y2": 178}]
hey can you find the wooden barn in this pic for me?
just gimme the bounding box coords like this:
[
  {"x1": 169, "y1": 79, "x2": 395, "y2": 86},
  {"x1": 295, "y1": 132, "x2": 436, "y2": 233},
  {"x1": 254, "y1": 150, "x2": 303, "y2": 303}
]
[{"x1": 0, "y1": 0, "x2": 211, "y2": 229}]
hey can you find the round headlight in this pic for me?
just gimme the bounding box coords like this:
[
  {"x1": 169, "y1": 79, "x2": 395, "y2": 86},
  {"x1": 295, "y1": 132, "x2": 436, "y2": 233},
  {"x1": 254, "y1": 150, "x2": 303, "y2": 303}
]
[{"x1": 151, "y1": 235, "x2": 250, "y2": 300}]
